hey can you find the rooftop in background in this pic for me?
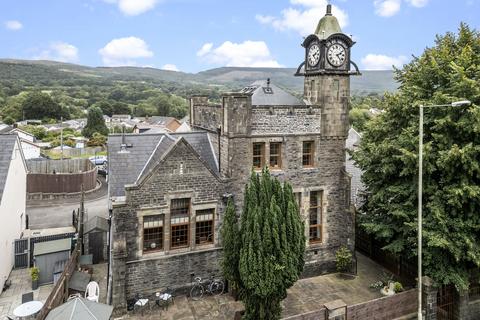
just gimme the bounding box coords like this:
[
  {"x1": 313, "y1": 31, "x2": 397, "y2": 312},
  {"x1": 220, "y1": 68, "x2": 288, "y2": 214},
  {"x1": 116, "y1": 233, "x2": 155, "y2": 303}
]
[{"x1": 240, "y1": 79, "x2": 304, "y2": 106}]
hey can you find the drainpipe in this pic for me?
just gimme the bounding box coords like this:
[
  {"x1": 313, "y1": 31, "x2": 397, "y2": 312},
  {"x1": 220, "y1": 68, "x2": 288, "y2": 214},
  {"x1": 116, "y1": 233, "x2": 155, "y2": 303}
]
[{"x1": 217, "y1": 126, "x2": 221, "y2": 173}]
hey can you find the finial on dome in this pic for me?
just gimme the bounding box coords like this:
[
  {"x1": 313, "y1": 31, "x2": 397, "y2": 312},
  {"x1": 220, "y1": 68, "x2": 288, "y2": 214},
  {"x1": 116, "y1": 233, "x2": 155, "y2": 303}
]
[{"x1": 326, "y1": 3, "x2": 332, "y2": 16}]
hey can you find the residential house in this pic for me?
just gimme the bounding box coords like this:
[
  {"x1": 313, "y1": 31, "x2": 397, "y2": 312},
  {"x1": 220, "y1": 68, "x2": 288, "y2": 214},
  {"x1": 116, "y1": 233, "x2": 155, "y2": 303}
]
[{"x1": 0, "y1": 135, "x2": 27, "y2": 291}]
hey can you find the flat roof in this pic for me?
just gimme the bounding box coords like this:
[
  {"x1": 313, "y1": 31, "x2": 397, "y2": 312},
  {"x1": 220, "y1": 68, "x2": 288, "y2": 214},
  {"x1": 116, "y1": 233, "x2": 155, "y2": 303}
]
[{"x1": 34, "y1": 238, "x2": 71, "y2": 256}]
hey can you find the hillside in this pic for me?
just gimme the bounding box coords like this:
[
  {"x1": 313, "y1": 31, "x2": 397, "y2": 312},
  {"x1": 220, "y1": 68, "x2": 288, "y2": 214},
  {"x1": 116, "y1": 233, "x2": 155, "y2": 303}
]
[{"x1": 0, "y1": 59, "x2": 397, "y2": 95}]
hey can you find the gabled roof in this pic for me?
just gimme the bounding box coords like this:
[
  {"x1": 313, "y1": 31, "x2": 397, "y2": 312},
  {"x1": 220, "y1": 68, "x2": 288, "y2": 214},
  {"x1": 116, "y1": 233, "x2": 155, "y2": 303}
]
[
  {"x1": 240, "y1": 80, "x2": 304, "y2": 106},
  {"x1": 84, "y1": 216, "x2": 109, "y2": 234},
  {"x1": 108, "y1": 131, "x2": 219, "y2": 197},
  {"x1": 0, "y1": 123, "x2": 13, "y2": 133},
  {"x1": 0, "y1": 135, "x2": 23, "y2": 204}
]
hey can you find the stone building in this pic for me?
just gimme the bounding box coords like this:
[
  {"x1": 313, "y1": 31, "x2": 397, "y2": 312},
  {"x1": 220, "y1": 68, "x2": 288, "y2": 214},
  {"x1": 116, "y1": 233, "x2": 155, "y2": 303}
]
[{"x1": 109, "y1": 4, "x2": 359, "y2": 311}]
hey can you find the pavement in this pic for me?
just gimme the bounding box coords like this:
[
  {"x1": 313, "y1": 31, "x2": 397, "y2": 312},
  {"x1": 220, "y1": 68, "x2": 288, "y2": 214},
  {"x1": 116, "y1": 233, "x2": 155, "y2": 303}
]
[
  {"x1": 116, "y1": 253, "x2": 395, "y2": 320},
  {"x1": 0, "y1": 268, "x2": 53, "y2": 318},
  {"x1": 26, "y1": 176, "x2": 109, "y2": 229}
]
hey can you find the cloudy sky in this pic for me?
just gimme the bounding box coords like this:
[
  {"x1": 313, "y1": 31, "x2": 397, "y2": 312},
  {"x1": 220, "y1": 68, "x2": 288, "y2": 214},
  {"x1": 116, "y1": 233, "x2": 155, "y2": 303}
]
[{"x1": 1, "y1": 0, "x2": 478, "y2": 72}]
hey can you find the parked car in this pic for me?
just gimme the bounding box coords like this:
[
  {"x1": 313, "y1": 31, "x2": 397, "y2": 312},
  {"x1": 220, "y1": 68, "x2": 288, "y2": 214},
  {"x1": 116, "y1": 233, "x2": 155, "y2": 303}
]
[{"x1": 89, "y1": 155, "x2": 107, "y2": 165}]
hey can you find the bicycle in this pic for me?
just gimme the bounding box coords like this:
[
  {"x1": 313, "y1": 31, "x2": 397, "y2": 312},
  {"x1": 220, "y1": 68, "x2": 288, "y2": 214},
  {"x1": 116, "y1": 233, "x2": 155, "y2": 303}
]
[{"x1": 190, "y1": 275, "x2": 224, "y2": 300}]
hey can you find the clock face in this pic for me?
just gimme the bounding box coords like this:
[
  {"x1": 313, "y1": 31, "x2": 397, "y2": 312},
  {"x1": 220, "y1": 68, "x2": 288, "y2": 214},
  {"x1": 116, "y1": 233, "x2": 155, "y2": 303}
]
[
  {"x1": 307, "y1": 44, "x2": 320, "y2": 67},
  {"x1": 327, "y1": 43, "x2": 346, "y2": 67}
]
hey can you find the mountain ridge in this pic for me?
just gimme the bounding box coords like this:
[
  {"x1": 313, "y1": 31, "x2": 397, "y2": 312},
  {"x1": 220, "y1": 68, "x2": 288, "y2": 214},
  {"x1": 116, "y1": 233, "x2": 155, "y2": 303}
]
[{"x1": 0, "y1": 59, "x2": 398, "y2": 95}]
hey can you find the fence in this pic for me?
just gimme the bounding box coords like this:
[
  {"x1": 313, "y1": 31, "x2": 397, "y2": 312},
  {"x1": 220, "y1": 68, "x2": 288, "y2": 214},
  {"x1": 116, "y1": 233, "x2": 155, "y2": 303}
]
[
  {"x1": 48, "y1": 146, "x2": 104, "y2": 158},
  {"x1": 36, "y1": 243, "x2": 80, "y2": 320},
  {"x1": 281, "y1": 289, "x2": 417, "y2": 320},
  {"x1": 355, "y1": 217, "x2": 416, "y2": 286},
  {"x1": 26, "y1": 159, "x2": 97, "y2": 194}
]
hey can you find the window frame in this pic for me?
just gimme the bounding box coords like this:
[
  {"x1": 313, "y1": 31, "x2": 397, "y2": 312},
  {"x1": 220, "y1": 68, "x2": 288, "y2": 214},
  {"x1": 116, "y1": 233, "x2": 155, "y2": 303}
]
[
  {"x1": 195, "y1": 208, "x2": 215, "y2": 246},
  {"x1": 269, "y1": 142, "x2": 282, "y2": 170},
  {"x1": 302, "y1": 141, "x2": 315, "y2": 167},
  {"x1": 252, "y1": 142, "x2": 265, "y2": 169},
  {"x1": 142, "y1": 215, "x2": 164, "y2": 253},
  {"x1": 308, "y1": 191, "x2": 322, "y2": 244},
  {"x1": 170, "y1": 198, "x2": 191, "y2": 250}
]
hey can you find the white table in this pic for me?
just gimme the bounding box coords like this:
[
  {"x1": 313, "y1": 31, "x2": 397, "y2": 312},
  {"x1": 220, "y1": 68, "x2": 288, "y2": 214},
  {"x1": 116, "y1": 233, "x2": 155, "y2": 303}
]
[{"x1": 13, "y1": 300, "x2": 44, "y2": 318}]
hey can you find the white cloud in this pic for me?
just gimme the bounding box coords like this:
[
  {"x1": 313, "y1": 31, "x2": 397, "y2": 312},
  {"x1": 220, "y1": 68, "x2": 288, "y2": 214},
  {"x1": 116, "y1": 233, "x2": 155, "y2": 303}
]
[
  {"x1": 361, "y1": 54, "x2": 408, "y2": 70},
  {"x1": 374, "y1": 0, "x2": 401, "y2": 17},
  {"x1": 4, "y1": 20, "x2": 23, "y2": 30},
  {"x1": 161, "y1": 64, "x2": 179, "y2": 72},
  {"x1": 197, "y1": 41, "x2": 283, "y2": 68},
  {"x1": 374, "y1": 0, "x2": 428, "y2": 17},
  {"x1": 104, "y1": 0, "x2": 158, "y2": 16},
  {"x1": 255, "y1": 0, "x2": 348, "y2": 37},
  {"x1": 197, "y1": 43, "x2": 213, "y2": 57},
  {"x1": 405, "y1": 0, "x2": 429, "y2": 7},
  {"x1": 34, "y1": 42, "x2": 79, "y2": 63},
  {"x1": 99, "y1": 36, "x2": 153, "y2": 66}
]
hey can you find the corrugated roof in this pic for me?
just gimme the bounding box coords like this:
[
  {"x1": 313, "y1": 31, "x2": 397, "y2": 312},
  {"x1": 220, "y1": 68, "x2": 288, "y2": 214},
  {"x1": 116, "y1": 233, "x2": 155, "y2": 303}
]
[
  {"x1": 45, "y1": 297, "x2": 113, "y2": 320},
  {"x1": 34, "y1": 238, "x2": 71, "y2": 256},
  {"x1": 0, "y1": 135, "x2": 19, "y2": 204},
  {"x1": 108, "y1": 131, "x2": 219, "y2": 197},
  {"x1": 241, "y1": 80, "x2": 304, "y2": 106}
]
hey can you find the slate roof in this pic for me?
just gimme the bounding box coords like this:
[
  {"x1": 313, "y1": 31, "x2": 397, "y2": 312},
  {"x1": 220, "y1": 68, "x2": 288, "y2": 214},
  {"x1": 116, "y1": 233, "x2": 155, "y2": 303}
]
[
  {"x1": 345, "y1": 128, "x2": 364, "y2": 208},
  {"x1": 0, "y1": 135, "x2": 19, "y2": 204},
  {"x1": 108, "y1": 131, "x2": 218, "y2": 197},
  {"x1": 0, "y1": 124, "x2": 13, "y2": 134},
  {"x1": 84, "y1": 216, "x2": 109, "y2": 234},
  {"x1": 240, "y1": 80, "x2": 304, "y2": 106}
]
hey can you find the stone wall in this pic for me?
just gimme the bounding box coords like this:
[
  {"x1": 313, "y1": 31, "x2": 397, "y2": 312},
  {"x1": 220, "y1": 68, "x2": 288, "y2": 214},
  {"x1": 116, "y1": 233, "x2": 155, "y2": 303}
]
[
  {"x1": 223, "y1": 133, "x2": 354, "y2": 275},
  {"x1": 125, "y1": 248, "x2": 222, "y2": 299},
  {"x1": 251, "y1": 106, "x2": 322, "y2": 135},
  {"x1": 190, "y1": 96, "x2": 222, "y2": 132},
  {"x1": 111, "y1": 139, "x2": 226, "y2": 310}
]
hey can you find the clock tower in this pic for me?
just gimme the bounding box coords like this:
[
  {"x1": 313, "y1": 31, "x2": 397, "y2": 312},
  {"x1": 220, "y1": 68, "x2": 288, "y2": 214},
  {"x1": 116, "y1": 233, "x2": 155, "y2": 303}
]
[{"x1": 295, "y1": 4, "x2": 360, "y2": 137}]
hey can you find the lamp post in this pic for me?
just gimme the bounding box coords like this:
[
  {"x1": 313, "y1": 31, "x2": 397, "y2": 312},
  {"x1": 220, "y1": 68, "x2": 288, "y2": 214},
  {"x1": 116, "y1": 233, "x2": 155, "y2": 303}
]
[{"x1": 417, "y1": 100, "x2": 471, "y2": 319}]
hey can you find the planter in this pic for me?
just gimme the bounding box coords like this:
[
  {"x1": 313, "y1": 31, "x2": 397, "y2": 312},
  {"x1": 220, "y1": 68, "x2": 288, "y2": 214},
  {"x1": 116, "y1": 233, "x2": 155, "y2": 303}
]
[{"x1": 32, "y1": 279, "x2": 38, "y2": 290}]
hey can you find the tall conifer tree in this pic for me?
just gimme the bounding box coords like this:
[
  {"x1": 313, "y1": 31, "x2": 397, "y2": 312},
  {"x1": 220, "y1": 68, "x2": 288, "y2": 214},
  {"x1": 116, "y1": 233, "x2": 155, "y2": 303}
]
[{"x1": 222, "y1": 168, "x2": 305, "y2": 320}]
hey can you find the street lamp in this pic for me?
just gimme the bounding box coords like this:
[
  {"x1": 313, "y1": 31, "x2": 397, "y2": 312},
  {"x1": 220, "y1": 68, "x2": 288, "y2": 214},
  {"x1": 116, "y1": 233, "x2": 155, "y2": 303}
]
[{"x1": 417, "y1": 100, "x2": 471, "y2": 319}]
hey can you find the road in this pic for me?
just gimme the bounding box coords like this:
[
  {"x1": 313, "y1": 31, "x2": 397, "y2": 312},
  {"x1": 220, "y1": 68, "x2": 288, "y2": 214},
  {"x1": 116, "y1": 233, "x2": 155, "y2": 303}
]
[{"x1": 27, "y1": 177, "x2": 109, "y2": 229}]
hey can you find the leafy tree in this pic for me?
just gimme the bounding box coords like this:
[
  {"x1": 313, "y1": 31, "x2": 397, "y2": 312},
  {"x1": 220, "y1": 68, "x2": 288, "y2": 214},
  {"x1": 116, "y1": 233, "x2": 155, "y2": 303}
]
[
  {"x1": 2, "y1": 116, "x2": 15, "y2": 125},
  {"x1": 20, "y1": 125, "x2": 47, "y2": 140},
  {"x1": 353, "y1": 23, "x2": 480, "y2": 290},
  {"x1": 87, "y1": 132, "x2": 107, "y2": 147},
  {"x1": 229, "y1": 168, "x2": 305, "y2": 320},
  {"x1": 82, "y1": 106, "x2": 109, "y2": 138},
  {"x1": 21, "y1": 91, "x2": 65, "y2": 120}
]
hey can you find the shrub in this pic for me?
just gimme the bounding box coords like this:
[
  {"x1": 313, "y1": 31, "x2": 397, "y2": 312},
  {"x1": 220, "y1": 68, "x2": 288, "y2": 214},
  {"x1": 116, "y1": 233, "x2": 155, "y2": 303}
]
[
  {"x1": 30, "y1": 267, "x2": 39, "y2": 281},
  {"x1": 393, "y1": 281, "x2": 404, "y2": 293},
  {"x1": 335, "y1": 246, "x2": 353, "y2": 273}
]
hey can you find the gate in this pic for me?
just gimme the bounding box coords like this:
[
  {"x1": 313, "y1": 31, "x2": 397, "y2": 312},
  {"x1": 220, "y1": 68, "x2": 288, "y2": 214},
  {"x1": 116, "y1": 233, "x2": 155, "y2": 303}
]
[
  {"x1": 437, "y1": 284, "x2": 455, "y2": 320},
  {"x1": 14, "y1": 238, "x2": 29, "y2": 268}
]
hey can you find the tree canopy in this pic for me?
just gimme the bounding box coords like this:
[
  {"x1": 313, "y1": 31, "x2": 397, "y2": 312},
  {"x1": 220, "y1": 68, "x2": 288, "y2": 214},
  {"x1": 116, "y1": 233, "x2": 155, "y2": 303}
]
[
  {"x1": 353, "y1": 23, "x2": 480, "y2": 290},
  {"x1": 82, "y1": 106, "x2": 109, "y2": 138},
  {"x1": 222, "y1": 169, "x2": 305, "y2": 319},
  {"x1": 22, "y1": 91, "x2": 66, "y2": 120}
]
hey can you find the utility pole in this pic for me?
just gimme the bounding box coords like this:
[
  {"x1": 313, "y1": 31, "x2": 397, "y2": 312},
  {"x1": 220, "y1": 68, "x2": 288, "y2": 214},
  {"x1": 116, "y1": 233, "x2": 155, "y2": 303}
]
[
  {"x1": 79, "y1": 184, "x2": 85, "y2": 255},
  {"x1": 60, "y1": 116, "x2": 64, "y2": 160}
]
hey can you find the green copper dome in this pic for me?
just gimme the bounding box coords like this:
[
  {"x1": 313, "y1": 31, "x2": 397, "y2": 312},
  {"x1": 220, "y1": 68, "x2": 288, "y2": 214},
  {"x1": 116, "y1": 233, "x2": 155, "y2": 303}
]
[{"x1": 314, "y1": 4, "x2": 342, "y2": 39}]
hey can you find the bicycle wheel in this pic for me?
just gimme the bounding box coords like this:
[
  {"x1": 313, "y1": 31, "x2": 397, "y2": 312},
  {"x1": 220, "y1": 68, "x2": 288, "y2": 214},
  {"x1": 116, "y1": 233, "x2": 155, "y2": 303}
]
[
  {"x1": 190, "y1": 284, "x2": 204, "y2": 300},
  {"x1": 210, "y1": 280, "x2": 224, "y2": 295}
]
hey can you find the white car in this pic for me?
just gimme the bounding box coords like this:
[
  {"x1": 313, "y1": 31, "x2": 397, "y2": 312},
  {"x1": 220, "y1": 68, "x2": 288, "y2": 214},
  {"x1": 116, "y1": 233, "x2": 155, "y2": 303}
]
[{"x1": 89, "y1": 155, "x2": 107, "y2": 165}]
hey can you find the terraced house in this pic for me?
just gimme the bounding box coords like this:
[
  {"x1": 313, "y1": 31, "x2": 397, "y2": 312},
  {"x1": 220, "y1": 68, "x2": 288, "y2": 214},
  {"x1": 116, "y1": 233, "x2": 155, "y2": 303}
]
[{"x1": 108, "y1": 5, "x2": 359, "y2": 311}]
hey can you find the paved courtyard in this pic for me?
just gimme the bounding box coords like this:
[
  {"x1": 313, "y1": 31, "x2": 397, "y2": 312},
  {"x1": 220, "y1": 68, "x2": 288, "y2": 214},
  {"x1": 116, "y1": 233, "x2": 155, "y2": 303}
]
[
  {"x1": 0, "y1": 268, "x2": 53, "y2": 318},
  {"x1": 115, "y1": 253, "x2": 396, "y2": 320}
]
